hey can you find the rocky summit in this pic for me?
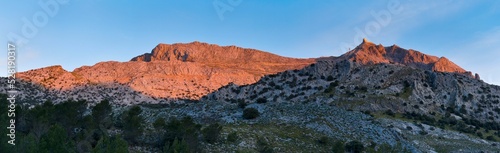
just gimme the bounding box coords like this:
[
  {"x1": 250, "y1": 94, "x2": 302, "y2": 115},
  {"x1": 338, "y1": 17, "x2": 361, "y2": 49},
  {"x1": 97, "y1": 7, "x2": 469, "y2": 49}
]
[{"x1": 338, "y1": 38, "x2": 472, "y2": 76}]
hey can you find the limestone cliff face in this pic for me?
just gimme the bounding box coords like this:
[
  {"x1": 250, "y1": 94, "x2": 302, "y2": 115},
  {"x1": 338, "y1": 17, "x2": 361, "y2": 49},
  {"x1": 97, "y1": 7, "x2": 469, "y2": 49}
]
[
  {"x1": 17, "y1": 42, "x2": 316, "y2": 100},
  {"x1": 338, "y1": 39, "x2": 469, "y2": 74},
  {"x1": 131, "y1": 41, "x2": 306, "y2": 63}
]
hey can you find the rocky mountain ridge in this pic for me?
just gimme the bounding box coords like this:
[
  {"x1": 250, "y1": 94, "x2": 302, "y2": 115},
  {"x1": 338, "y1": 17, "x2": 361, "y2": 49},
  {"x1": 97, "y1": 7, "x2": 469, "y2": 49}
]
[
  {"x1": 10, "y1": 39, "x2": 483, "y2": 104},
  {"x1": 14, "y1": 42, "x2": 315, "y2": 102},
  {"x1": 197, "y1": 40, "x2": 500, "y2": 152},
  {"x1": 206, "y1": 39, "x2": 498, "y2": 122},
  {"x1": 338, "y1": 38, "x2": 476, "y2": 77}
]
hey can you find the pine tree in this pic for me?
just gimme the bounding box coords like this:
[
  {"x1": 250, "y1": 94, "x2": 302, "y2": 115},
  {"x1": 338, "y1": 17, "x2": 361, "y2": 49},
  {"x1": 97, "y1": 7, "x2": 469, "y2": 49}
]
[
  {"x1": 122, "y1": 106, "x2": 144, "y2": 144},
  {"x1": 93, "y1": 135, "x2": 129, "y2": 153},
  {"x1": 18, "y1": 133, "x2": 39, "y2": 153},
  {"x1": 92, "y1": 99, "x2": 112, "y2": 125},
  {"x1": 39, "y1": 124, "x2": 75, "y2": 153},
  {"x1": 164, "y1": 137, "x2": 189, "y2": 153}
]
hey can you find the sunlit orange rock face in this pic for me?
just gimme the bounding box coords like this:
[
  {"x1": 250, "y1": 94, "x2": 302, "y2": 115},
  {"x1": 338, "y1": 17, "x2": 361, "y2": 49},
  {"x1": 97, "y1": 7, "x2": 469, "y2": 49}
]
[
  {"x1": 338, "y1": 38, "x2": 469, "y2": 74},
  {"x1": 17, "y1": 42, "x2": 316, "y2": 99}
]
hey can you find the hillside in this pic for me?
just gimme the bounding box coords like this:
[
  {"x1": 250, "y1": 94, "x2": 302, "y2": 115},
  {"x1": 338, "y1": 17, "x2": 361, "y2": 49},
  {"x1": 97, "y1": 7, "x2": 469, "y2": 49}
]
[
  {"x1": 202, "y1": 40, "x2": 500, "y2": 152},
  {"x1": 2, "y1": 40, "x2": 500, "y2": 152}
]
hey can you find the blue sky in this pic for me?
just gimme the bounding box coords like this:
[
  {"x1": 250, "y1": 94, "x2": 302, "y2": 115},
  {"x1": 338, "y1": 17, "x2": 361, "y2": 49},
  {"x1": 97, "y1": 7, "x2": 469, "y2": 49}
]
[{"x1": 1, "y1": 0, "x2": 499, "y2": 85}]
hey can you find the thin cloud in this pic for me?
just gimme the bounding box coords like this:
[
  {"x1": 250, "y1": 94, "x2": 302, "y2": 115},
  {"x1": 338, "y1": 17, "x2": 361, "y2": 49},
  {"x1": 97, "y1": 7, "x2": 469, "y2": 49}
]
[
  {"x1": 23, "y1": 47, "x2": 41, "y2": 60},
  {"x1": 0, "y1": 49, "x2": 8, "y2": 76},
  {"x1": 450, "y1": 27, "x2": 500, "y2": 85},
  {"x1": 382, "y1": 0, "x2": 474, "y2": 40},
  {"x1": 0, "y1": 58, "x2": 5, "y2": 69},
  {"x1": 319, "y1": 0, "x2": 474, "y2": 56}
]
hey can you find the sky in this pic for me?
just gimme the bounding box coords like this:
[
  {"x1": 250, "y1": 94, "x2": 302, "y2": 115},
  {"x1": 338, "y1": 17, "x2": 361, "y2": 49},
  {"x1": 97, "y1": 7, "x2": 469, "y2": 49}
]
[{"x1": 0, "y1": 0, "x2": 499, "y2": 85}]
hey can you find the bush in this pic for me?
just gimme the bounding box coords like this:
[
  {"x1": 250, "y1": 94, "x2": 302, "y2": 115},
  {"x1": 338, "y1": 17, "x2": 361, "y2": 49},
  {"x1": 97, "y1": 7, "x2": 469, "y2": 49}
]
[
  {"x1": 486, "y1": 136, "x2": 496, "y2": 141},
  {"x1": 477, "y1": 132, "x2": 483, "y2": 138},
  {"x1": 419, "y1": 130, "x2": 428, "y2": 135},
  {"x1": 237, "y1": 99, "x2": 247, "y2": 109},
  {"x1": 165, "y1": 117, "x2": 201, "y2": 151},
  {"x1": 243, "y1": 108, "x2": 260, "y2": 119},
  {"x1": 463, "y1": 93, "x2": 474, "y2": 102},
  {"x1": 153, "y1": 118, "x2": 166, "y2": 130},
  {"x1": 163, "y1": 137, "x2": 189, "y2": 153},
  {"x1": 257, "y1": 137, "x2": 274, "y2": 153},
  {"x1": 93, "y1": 136, "x2": 129, "y2": 153},
  {"x1": 384, "y1": 110, "x2": 396, "y2": 117},
  {"x1": 332, "y1": 141, "x2": 345, "y2": 153},
  {"x1": 459, "y1": 105, "x2": 467, "y2": 115},
  {"x1": 202, "y1": 123, "x2": 222, "y2": 144},
  {"x1": 327, "y1": 75, "x2": 334, "y2": 81},
  {"x1": 227, "y1": 132, "x2": 238, "y2": 143},
  {"x1": 256, "y1": 98, "x2": 267, "y2": 104},
  {"x1": 331, "y1": 81, "x2": 340, "y2": 87},
  {"x1": 318, "y1": 136, "x2": 329, "y2": 145},
  {"x1": 345, "y1": 141, "x2": 364, "y2": 153}
]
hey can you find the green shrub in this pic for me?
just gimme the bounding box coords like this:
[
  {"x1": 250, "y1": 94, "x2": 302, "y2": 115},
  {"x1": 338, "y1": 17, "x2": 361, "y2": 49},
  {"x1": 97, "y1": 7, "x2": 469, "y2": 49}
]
[
  {"x1": 332, "y1": 141, "x2": 345, "y2": 153},
  {"x1": 256, "y1": 98, "x2": 267, "y2": 104},
  {"x1": 486, "y1": 136, "x2": 496, "y2": 141},
  {"x1": 93, "y1": 136, "x2": 129, "y2": 153},
  {"x1": 165, "y1": 117, "x2": 201, "y2": 151},
  {"x1": 238, "y1": 100, "x2": 247, "y2": 109},
  {"x1": 384, "y1": 110, "x2": 395, "y2": 117},
  {"x1": 153, "y1": 118, "x2": 167, "y2": 130},
  {"x1": 317, "y1": 136, "x2": 329, "y2": 145},
  {"x1": 163, "y1": 137, "x2": 189, "y2": 153},
  {"x1": 243, "y1": 108, "x2": 260, "y2": 119},
  {"x1": 227, "y1": 132, "x2": 238, "y2": 143},
  {"x1": 345, "y1": 141, "x2": 364, "y2": 153},
  {"x1": 202, "y1": 123, "x2": 222, "y2": 144},
  {"x1": 327, "y1": 75, "x2": 334, "y2": 81},
  {"x1": 257, "y1": 137, "x2": 274, "y2": 153}
]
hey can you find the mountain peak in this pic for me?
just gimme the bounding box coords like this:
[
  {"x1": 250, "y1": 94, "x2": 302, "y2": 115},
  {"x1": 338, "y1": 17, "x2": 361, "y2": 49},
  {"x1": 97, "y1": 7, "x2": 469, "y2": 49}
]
[
  {"x1": 339, "y1": 39, "x2": 470, "y2": 75},
  {"x1": 362, "y1": 38, "x2": 370, "y2": 43},
  {"x1": 358, "y1": 38, "x2": 376, "y2": 48},
  {"x1": 433, "y1": 56, "x2": 467, "y2": 73}
]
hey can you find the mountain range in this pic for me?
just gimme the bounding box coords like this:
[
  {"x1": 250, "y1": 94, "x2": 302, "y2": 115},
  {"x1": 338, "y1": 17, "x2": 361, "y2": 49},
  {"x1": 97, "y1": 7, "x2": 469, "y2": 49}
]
[
  {"x1": 10, "y1": 42, "x2": 314, "y2": 103},
  {"x1": 2, "y1": 39, "x2": 500, "y2": 152},
  {"x1": 9, "y1": 39, "x2": 482, "y2": 103}
]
